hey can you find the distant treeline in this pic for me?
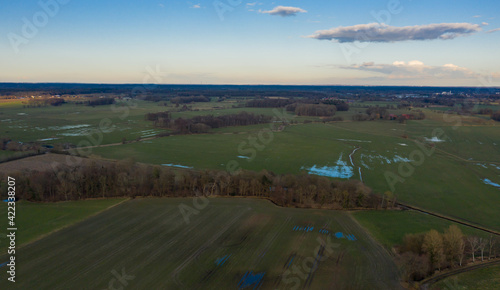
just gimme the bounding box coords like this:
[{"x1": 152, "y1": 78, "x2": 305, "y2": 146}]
[
  {"x1": 351, "y1": 106, "x2": 425, "y2": 122},
  {"x1": 246, "y1": 98, "x2": 294, "y2": 108},
  {"x1": 480, "y1": 109, "x2": 500, "y2": 122},
  {"x1": 145, "y1": 111, "x2": 273, "y2": 134},
  {"x1": 0, "y1": 161, "x2": 378, "y2": 209},
  {"x1": 82, "y1": 97, "x2": 115, "y2": 106},
  {"x1": 2, "y1": 83, "x2": 499, "y2": 101},
  {"x1": 321, "y1": 99, "x2": 350, "y2": 111},
  {"x1": 145, "y1": 111, "x2": 171, "y2": 127},
  {"x1": 492, "y1": 112, "x2": 500, "y2": 122},
  {"x1": 171, "y1": 96, "x2": 210, "y2": 104},
  {"x1": 245, "y1": 98, "x2": 350, "y2": 113},
  {"x1": 73, "y1": 97, "x2": 115, "y2": 106},
  {"x1": 286, "y1": 103, "x2": 337, "y2": 117},
  {"x1": 23, "y1": 98, "x2": 65, "y2": 108}
]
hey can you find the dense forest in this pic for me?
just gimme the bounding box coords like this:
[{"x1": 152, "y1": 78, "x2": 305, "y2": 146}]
[{"x1": 0, "y1": 161, "x2": 378, "y2": 209}]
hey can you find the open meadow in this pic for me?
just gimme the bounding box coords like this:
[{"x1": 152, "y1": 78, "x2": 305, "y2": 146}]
[
  {"x1": 1, "y1": 96, "x2": 499, "y2": 289},
  {"x1": 2, "y1": 99, "x2": 499, "y2": 231}
]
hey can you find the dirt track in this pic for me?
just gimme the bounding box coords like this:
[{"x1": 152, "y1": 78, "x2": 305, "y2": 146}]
[{"x1": 419, "y1": 259, "x2": 500, "y2": 290}]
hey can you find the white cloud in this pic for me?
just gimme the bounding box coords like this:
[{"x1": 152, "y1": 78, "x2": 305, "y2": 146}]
[
  {"x1": 308, "y1": 23, "x2": 481, "y2": 43},
  {"x1": 260, "y1": 6, "x2": 307, "y2": 17},
  {"x1": 191, "y1": 4, "x2": 201, "y2": 9},
  {"x1": 408, "y1": 60, "x2": 424, "y2": 66},
  {"x1": 487, "y1": 28, "x2": 500, "y2": 33},
  {"x1": 340, "y1": 61, "x2": 479, "y2": 80}
]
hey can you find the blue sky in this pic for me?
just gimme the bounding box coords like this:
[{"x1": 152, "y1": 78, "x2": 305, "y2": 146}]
[{"x1": 1, "y1": 0, "x2": 499, "y2": 86}]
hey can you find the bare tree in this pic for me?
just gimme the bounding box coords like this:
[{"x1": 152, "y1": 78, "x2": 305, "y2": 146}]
[
  {"x1": 478, "y1": 237, "x2": 488, "y2": 261},
  {"x1": 467, "y1": 236, "x2": 480, "y2": 263},
  {"x1": 488, "y1": 235, "x2": 496, "y2": 260},
  {"x1": 458, "y1": 238, "x2": 466, "y2": 266}
]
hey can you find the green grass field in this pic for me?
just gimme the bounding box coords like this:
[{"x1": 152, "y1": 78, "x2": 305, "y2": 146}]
[
  {"x1": 431, "y1": 264, "x2": 500, "y2": 290},
  {"x1": 0, "y1": 198, "x2": 126, "y2": 253},
  {"x1": 352, "y1": 210, "x2": 489, "y2": 249},
  {"x1": 89, "y1": 118, "x2": 500, "y2": 232},
  {"x1": 1, "y1": 99, "x2": 499, "y2": 241},
  {"x1": 0, "y1": 198, "x2": 401, "y2": 289}
]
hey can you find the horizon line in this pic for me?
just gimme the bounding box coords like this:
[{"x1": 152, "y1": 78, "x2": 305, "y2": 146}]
[{"x1": 0, "y1": 82, "x2": 499, "y2": 89}]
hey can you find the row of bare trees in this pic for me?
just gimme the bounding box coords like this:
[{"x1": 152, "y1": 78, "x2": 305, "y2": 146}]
[
  {"x1": 0, "y1": 161, "x2": 377, "y2": 209},
  {"x1": 397, "y1": 225, "x2": 499, "y2": 282}
]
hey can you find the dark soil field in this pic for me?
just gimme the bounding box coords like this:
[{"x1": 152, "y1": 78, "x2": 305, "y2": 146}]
[{"x1": 0, "y1": 198, "x2": 402, "y2": 289}]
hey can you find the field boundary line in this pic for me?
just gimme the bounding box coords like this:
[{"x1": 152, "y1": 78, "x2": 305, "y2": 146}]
[
  {"x1": 396, "y1": 203, "x2": 500, "y2": 236},
  {"x1": 11, "y1": 197, "x2": 130, "y2": 251},
  {"x1": 171, "y1": 208, "x2": 249, "y2": 287},
  {"x1": 346, "y1": 212, "x2": 396, "y2": 259},
  {"x1": 419, "y1": 258, "x2": 500, "y2": 290}
]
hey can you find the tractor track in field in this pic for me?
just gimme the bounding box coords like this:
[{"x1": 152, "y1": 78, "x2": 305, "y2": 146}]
[
  {"x1": 251, "y1": 216, "x2": 292, "y2": 268},
  {"x1": 337, "y1": 214, "x2": 403, "y2": 289},
  {"x1": 304, "y1": 244, "x2": 325, "y2": 288},
  {"x1": 58, "y1": 204, "x2": 181, "y2": 287},
  {"x1": 419, "y1": 259, "x2": 500, "y2": 290},
  {"x1": 171, "y1": 208, "x2": 249, "y2": 288},
  {"x1": 274, "y1": 219, "x2": 326, "y2": 289}
]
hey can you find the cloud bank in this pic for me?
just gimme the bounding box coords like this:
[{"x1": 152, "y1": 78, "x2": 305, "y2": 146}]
[
  {"x1": 340, "y1": 61, "x2": 479, "y2": 79},
  {"x1": 260, "y1": 6, "x2": 307, "y2": 17},
  {"x1": 309, "y1": 23, "x2": 481, "y2": 43}
]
